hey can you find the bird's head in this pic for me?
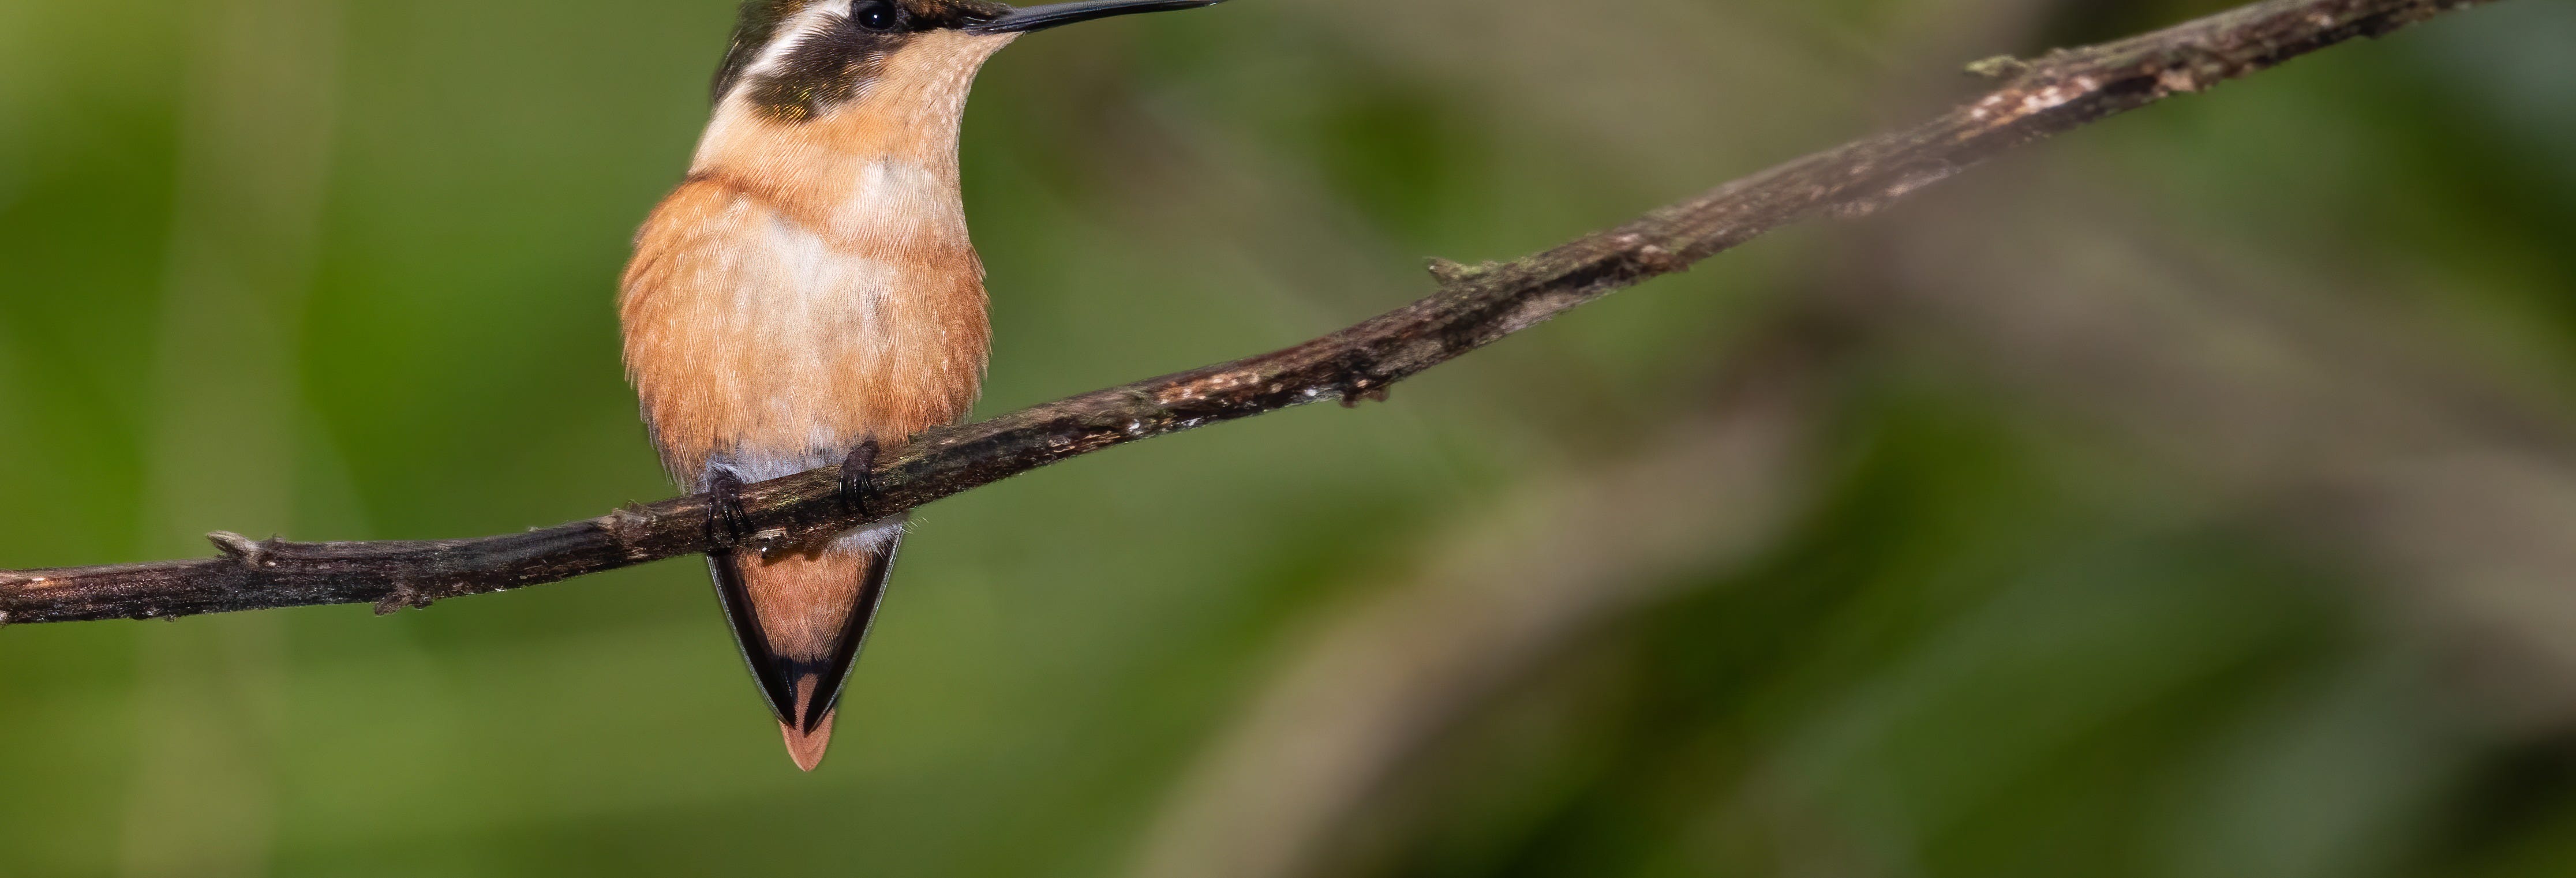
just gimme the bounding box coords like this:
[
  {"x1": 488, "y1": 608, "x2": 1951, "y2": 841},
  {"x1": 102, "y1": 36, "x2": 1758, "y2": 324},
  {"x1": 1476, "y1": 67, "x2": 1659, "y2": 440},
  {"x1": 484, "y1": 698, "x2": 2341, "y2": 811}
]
[{"x1": 711, "y1": 0, "x2": 1227, "y2": 124}]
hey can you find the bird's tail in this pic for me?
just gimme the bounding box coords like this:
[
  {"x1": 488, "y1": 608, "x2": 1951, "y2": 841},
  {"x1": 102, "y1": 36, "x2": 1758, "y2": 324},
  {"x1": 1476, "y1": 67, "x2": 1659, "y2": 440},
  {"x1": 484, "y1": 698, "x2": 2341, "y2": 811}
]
[{"x1": 708, "y1": 526, "x2": 900, "y2": 772}]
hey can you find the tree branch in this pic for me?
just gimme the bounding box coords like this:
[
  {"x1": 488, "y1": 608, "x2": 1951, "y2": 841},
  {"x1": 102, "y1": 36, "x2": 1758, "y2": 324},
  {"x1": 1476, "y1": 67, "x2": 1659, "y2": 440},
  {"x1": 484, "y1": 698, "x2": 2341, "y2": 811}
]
[{"x1": 0, "y1": 0, "x2": 2501, "y2": 625}]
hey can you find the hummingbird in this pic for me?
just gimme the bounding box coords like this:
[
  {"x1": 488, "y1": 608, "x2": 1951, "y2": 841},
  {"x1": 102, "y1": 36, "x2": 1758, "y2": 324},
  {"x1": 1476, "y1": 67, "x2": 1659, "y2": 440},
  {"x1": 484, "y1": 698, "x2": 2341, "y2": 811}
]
[{"x1": 620, "y1": 0, "x2": 1228, "y2": 771}]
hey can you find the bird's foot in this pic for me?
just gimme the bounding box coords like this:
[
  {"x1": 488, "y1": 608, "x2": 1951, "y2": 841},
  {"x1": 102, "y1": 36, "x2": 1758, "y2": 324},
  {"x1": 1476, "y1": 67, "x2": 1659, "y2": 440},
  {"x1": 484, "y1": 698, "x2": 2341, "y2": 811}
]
[
  {"x1": 706, "y1": 470, "x2": 752, "y2": 549},
  {"x1": 839, "y1": 440, "x2": 882, "y2": 519}
]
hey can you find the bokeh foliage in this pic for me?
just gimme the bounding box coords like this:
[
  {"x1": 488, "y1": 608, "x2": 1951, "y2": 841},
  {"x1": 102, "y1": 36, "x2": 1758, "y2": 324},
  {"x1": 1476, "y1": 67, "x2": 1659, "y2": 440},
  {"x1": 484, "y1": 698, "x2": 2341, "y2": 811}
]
[{"x1": 3, "y1": 0, "x2": 2574, "y2": 876}]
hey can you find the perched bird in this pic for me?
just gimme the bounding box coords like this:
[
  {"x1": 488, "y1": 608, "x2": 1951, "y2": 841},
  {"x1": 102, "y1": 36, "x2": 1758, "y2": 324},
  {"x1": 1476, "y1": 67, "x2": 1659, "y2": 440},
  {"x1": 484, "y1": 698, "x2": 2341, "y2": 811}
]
[{"x1": 620, "y1": 0, "x2": 1229, "y2": 771}]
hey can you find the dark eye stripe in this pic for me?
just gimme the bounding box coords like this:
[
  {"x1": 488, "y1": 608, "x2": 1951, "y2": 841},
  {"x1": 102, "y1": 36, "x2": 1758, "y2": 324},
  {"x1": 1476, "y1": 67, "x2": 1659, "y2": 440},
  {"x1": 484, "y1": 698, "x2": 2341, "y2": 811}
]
[
  {"x1": 709, "y1": 0, "x2": 1017, "y2": 112},
  {"x1": 743, "y1": 17, "x2": 909, "y2": 122}
]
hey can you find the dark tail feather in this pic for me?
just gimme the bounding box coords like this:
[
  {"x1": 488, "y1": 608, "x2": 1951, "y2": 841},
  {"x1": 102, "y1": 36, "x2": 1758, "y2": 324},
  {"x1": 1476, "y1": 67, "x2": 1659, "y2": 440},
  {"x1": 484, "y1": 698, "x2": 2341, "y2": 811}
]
[
  {"x1": 708, "y1": 535, "x2": 900, "y2": 771},
  {"x1": 802, "y1": 538, "x2": 898, "y2": 730}
]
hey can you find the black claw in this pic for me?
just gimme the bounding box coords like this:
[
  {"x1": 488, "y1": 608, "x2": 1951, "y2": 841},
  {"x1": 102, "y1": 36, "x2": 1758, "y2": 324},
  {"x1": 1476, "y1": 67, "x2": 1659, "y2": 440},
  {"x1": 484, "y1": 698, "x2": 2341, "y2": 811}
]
[
  {"x1": 840, "y1": 440, "x2": 882, "y2": 519},
  {"x1": 706, "y1": 471, "x2": 752, "y2": 549}
]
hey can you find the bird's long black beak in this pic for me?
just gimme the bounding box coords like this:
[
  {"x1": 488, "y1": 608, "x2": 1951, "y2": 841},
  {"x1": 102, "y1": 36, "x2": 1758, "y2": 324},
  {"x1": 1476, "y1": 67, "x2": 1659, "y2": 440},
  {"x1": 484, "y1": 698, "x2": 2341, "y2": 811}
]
[{"x1": 966, "y1": 0, "x2": 1227, "y2": 34}]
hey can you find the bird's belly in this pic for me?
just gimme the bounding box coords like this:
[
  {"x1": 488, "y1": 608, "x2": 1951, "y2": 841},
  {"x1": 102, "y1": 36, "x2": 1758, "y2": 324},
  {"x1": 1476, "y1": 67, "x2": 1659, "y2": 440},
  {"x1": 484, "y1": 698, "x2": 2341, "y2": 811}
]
[{"x1": 621, "y1": 194, "x2": 990, "y2": 488}]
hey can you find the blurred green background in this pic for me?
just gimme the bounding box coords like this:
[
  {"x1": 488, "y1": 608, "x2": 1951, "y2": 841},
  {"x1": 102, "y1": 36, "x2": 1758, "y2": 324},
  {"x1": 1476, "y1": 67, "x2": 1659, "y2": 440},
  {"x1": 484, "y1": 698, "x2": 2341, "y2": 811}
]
[{"x1": 6, "y1": 0, "x2": 2576, "y2": 875}]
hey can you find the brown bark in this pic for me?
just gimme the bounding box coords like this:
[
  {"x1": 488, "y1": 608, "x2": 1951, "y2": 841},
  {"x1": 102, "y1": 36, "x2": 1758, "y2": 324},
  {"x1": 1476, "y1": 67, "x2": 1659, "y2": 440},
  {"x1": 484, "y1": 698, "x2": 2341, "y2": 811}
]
[{"x1": 0, "y1": 0, "x2": 2504, "y2": 625}]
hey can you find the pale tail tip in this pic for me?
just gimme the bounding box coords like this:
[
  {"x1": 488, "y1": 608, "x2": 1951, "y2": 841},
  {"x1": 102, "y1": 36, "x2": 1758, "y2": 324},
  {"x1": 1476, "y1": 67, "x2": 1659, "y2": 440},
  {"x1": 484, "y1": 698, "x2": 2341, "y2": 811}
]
[{"x1": 781, "y1": 712, "x2": 837, "y2": 772}]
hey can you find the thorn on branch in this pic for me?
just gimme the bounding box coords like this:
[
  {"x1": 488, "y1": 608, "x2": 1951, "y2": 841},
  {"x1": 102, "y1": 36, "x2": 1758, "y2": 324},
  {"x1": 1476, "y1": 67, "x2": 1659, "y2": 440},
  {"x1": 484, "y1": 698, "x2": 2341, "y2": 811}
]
[
  {"x1": 602, "y1": 504, "x2": 658, "y2": 560},
  {"x1": 373, "y1": 582, "x2": 436, "y2": 616},
  {"x1": 1427, "y1": 257, "x2": 1498, "y2": 285},
  {"x1": 2152, "y1": 45, "x2": 2234, "y2": 95},
  {"x1": 749, "y1": 528, "x2": 795, "y2": 557},
  {"x1": 1965, "y1": 55, "x2": 2031, "y2": 80},
  {"x1": 1339, "y1": 378, "x2": 1391, "y2": 408},
  {"x1": 1619, "y1": 238, "x2": 1690, "y2": 276},
  {"x1": 208, "y1": 531, "x2": 279, "y2": 568}
]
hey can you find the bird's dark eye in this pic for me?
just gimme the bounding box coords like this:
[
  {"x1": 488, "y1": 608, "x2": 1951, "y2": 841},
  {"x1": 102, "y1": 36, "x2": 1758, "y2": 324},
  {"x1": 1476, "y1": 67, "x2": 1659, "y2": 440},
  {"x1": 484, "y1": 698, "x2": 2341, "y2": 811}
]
[{"x1": 852, "y1": 1, "x2": 899, "y2": 31}]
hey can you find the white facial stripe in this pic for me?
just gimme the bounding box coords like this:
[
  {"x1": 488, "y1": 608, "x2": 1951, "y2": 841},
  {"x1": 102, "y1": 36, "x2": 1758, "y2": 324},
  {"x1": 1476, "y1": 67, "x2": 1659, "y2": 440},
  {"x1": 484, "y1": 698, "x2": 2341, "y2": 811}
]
[{"x1": 743, "y1": 3, "x2": 859, "y2": 81}]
